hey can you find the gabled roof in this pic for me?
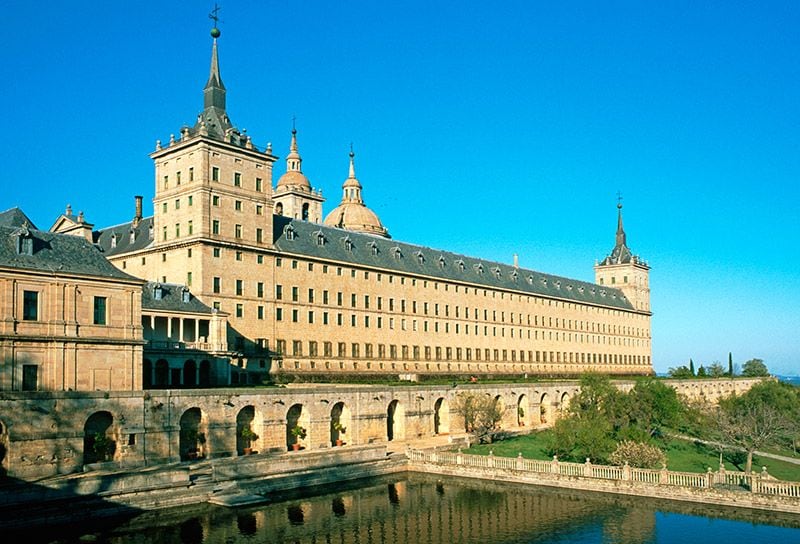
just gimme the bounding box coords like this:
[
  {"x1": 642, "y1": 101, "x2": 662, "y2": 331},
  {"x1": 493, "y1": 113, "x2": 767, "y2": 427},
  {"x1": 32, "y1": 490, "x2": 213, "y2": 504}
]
[
  {"x1": 94, "y1": 216, "x2": 154, "y2": 256},
  {"x1": 273, "y1": 216, "x2": 636, "y2": 311},
  {"x1": 0, "y1": 220, "x2": 141, "y2": 282},
  {"x1": 142, "y1": 281, "x2": 218, "y2": 315},
  {"x1": 0, "y1": 207, "x2": 38, "y2": 230}
]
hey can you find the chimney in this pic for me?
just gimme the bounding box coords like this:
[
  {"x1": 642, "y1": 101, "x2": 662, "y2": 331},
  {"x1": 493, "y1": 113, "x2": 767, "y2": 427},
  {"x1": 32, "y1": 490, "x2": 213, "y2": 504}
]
[
  {"x1": 133, "y1": 195, "x2": 143, "y2": 227},
  {"x1": 513, "y1": 253, "x2": 519, "y2": 269}
]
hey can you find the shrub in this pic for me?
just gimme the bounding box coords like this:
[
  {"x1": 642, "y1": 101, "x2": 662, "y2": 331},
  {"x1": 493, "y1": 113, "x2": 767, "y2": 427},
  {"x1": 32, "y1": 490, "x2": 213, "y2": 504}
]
[{"x1": 609, "y1": 440, "x2": 667, "y2": 469}]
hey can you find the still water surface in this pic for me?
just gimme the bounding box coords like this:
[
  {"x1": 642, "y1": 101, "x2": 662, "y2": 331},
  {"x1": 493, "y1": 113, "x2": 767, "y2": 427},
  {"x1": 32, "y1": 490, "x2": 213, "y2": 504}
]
[{"x1": 32, "y1": 474, "x2": 800, "y2": 544}]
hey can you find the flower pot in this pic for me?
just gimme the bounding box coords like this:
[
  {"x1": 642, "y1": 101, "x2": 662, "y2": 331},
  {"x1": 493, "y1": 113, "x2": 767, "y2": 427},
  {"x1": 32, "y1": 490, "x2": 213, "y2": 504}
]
[
  {"x1": 292, "y1": 443, "x2": 301, "y2": 451},
  {"x1": 243, "y1": 447, "x2": 252, "y2": 455},
  {"x1": 336, "y1": 439, "x2": 343, "y2": 447}
]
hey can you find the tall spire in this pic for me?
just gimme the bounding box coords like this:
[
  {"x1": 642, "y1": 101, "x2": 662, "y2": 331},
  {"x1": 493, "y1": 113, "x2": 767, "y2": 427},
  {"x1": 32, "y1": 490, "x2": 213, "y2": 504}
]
[
  {"x1": 194, "y1": 8, "x2": 233, "y2": 140},
  {"x1": 616, "y1": 200, "x2": 627, "y2": 247},
  {"x1": 203, "y1": 31, "x2": 226, "y2": 111},
  {"x1": 286, "y1": 121, "x2": 302, "y2": 172},
  {"x1": 348, "y1": 144, "x2": 356, "y2": 179}
]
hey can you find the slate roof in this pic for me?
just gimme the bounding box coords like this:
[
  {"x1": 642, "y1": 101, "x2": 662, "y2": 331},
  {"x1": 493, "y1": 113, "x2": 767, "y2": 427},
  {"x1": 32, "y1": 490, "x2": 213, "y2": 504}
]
[
  {"x1": 272, "y1": 215, "x2": 637, "y2": 312},
  {"x1": 0, "y1": 220, "x2": 142, "y2": 282},
  {"x1": 142, "y1": 281, "x2": 217, "y2": 314},
  {"x1": 0, "y1": 207, "x2": 38, "y2": 229},
  {"x1": 94, "y1": 216, "x2": 155, "y2": 256}
]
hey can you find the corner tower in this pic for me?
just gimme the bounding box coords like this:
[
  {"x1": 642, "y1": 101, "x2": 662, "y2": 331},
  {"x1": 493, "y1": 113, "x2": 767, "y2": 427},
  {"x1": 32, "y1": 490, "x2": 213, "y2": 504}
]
[
  {"x1": 594, "y1": 201, "x2": 650, "y2": 312},
  {"x1": 149, "y1": 24, "x2": 277, "y2": 255},
  {"x1": 273, "y1": 126, "x2": 324, "y2": 222}
]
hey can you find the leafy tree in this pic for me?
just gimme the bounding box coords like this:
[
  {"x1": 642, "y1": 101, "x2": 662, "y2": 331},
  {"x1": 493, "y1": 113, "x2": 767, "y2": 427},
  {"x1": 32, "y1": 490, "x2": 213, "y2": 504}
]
[
  {"x1": 741, "y1": 359, "x2": 769, "y2": 377},
  {"x1": 453, "y1": 392, "x2": 506, "y2": 444},
  {"x1": 569, "y1": 374, "x2": 620, "y2": 418},
  {"x1": 545, "y1": 413, "x2": 616, "y2": 463},
  {"x1": 708, "y1": 362, "x2": 726, "y2": 378},
  {"x1": 715, "y1": 381, "x2": 800, "y2": 472},
  {"x1": 668, "y1": 365, "x2": 694, "y2": 379},
  {"x1": 689, "y1": 359, "x2": 695, "y2": 376},
  {"x1": 626, "y1": 380, "x2": 684, "y2": 438},
  {"x1": 696, "y1": 366, "x2": 707, "y2": 377}
]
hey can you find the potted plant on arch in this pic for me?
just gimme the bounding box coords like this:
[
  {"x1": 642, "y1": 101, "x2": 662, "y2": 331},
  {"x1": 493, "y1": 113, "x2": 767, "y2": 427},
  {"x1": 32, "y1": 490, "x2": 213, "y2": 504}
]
[
  {"x1": 333, "y1": 421, "x2": 346, "y2": 446},
  {"x1": 290, "y1": 425, "x2": 307, "y2": 451},
  {"x1": 539, "y1": 404, "x2": 548, "y2": 424},
  {"x1": 240, "y1": 426, "x2": 258, "y2": 455},
  {"x1": 92, "y1": 432, "x2": 113, "y2": 462},
  {"x1": 518, "y1": 406, "x2": 525, "y2": 426}
]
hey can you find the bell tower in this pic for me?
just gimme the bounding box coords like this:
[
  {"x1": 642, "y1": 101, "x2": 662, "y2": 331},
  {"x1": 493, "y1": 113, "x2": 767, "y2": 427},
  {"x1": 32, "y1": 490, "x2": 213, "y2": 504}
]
[{"x1": 594, "y1": 200, "x2": 651, "y2": 312}]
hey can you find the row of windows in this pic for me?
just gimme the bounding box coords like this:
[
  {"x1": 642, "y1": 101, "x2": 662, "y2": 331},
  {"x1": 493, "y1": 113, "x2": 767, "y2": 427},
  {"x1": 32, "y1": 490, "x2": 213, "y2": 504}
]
[
  {"x1": 162, "y1": 167, "x2": 263, "y2": 192},
  {"x1": 20, "y1": 290, "x2": 108, "y2": 325},
  {"x1": 271, "y1": 339, "x2": 648, "y2": 366}
]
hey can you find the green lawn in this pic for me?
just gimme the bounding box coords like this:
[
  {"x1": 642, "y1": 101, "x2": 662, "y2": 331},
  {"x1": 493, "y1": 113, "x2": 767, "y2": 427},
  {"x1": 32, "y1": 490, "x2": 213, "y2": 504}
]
[{"x1": 463, "y1": 431, "x2": 800, "y2": 482}]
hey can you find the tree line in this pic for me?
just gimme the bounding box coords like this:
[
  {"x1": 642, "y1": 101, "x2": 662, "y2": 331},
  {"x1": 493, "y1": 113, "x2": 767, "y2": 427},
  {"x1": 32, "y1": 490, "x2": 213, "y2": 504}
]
[{"x1": 668, "y1": 355, "x2": 769, "y2": 379}]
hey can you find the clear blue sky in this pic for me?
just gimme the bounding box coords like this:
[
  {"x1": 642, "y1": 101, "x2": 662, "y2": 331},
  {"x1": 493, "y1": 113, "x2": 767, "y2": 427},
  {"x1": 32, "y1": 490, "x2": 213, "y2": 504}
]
[{"x1": 2, "y1": 2, "x2": 798, "y2": 375}]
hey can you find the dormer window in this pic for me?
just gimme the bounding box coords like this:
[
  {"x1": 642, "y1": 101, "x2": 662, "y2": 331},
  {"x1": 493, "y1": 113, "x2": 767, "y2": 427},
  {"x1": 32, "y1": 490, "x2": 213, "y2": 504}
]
[
  {"x1": 284, "y1": 225, "x2": 296, "y2": 241},
  {"x1": 110, "y1": 233, "x2": 118, "y2": 248},
  {"x1": 491, "y1": 266, "x2": 501, "y2": 279},
  {"x1": 510, "y1": 270, "x2": 518, "y2": 281},
  {"x1": 153, "y1": 283, "x2": 163, "y2": 301},
  {"x1": 527, "y1": 275, "x2": 534, "y2": 285},
  {"x1": 600, "y1": 290, "x2": 606, "y2": 297},
  {"x1": 129, "y1": 229, "x2": 136, "y2": 244},
  {"x1": 148, "y1": 223, "x2": 154, "y2": 240},
  {"x1": 368, "y1": 241, "x2": 379, "y2": 256},
  {"x1": 474, "y1": 263, "x2": 484, "y2": 275},
  {"x1": 392, "y1": 246, "x2": 402, "y2": 259},
  {"x1": 554, "y1": 280, "x2": 561, "y2": 289},
  {"x1": 313, "y1": 230, "x2": 326, "y2": 246},
  {"x1": 541, "y1": 278, "x2": 548, "y2": 286},
  {"x1": 13, "y1": 224, "x2": 33, "y2": 256},
  {"x1": 578, "y1": 286, "x2": 585, "y2": 294},
  {"x1": 343, "y1": 237, "x2": 353, "y2": 252},
  {"x1": 181, "y1": 287, "x2": 191, "y2": 303},
  {"x1": 415, "y1": 251, "x2": 425, "y2": 265},
  {"x1": 455, "y1": 259, "x2": 465, "y2": 272},
  {"x1": 438, "y1": 256, "x2": 446, "y2": 269}
]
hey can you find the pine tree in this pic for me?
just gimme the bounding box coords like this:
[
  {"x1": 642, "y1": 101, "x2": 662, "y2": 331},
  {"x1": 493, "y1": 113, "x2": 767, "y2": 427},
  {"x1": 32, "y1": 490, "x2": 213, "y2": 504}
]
[
  {"x1": 728, "y1": 352, "x2": 734, "y2": 376},
  {"x1": 689, "y1": 359, "x2": 695, "y2": 376}
]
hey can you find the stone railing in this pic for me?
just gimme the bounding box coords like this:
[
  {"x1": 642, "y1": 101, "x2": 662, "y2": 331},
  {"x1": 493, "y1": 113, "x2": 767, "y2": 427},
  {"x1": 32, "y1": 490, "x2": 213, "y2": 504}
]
[{"x1": 407, "y1": 448, "x2": 800, "y2": 499}]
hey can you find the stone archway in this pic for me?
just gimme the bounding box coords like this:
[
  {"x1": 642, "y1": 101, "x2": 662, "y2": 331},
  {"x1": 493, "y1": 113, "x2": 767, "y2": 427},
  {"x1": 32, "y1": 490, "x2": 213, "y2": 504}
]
[
  {"x1": 236, "y1": 405, "x2": 260, "y2": 455},
  {"x1": 517, "y1": 394, "x2": 529, "y2": 427},
  {"x1": 179, "y1": 407, "x2": 206, "y2": 461},
  {"x1": 0, "y1": 419, "x2": 9, "y2": 476},
  {"x1": 560, "y1": 392, "x2": 571, "y2": 414},
  {"x1": 539, "y1": 393, "x2": 551, "y2": 424},
  {"x1": 286, "y1": 404, "x2": 310, "y2": 451},
  {"x1": 433, "y1": 397, "x2": 450, "y2": 435},
  {"x1": 387, "y1": 400, "x2": 405, "y2": 441},
  {"x1": 83, "y1": 411, "x2": 115, "y2": 465},
  {"x1": 330, "y1": 402, "x2": 351, "y2": 446}
]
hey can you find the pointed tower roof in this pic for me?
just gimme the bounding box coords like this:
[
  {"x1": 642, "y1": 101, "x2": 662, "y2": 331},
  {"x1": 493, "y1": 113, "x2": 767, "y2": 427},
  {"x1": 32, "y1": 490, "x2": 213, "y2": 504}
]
[
  {"x1": 193, "y1": 26, "x2": 234, "y2": 140},
  {"x1": 599, "y1": 200, "x2": 646, "y2": 267},
  {"x1": 323, "y1": 148, "x2": 389, "y2": 238}
]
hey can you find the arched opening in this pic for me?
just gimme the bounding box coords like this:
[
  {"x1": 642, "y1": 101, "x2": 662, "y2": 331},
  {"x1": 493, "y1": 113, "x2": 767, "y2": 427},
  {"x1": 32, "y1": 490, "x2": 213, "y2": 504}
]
[
  {"x1": 517, "y1": 394, "x2": 529, "y2": 427},
  {"x1": 179, "y1": 407, "x2": 205, "y2": 461},
  {"x1": 387, "y1": 400, "x2": 405, "y2": 441},
  {"x1": 199, "y1": 360, "x2": 211, "y2": 387},
  {"x1": 0, "y1": 419, "x2": 9, "y2": 476},
  {"x1": 286, "y1": 404, "x2": 309, "y2": 451},
  {"x1": 154, "y1": 359, "x2": 169, "y2": 388},
  {"x1": 143, "y1": 359, "x2": 152, "y2": 389},
  {"x1": 83, "y1": 411, "x2": 115, "y2": 465},
  {"x1": 560, "y1": 392, "x2": 571, "y2": 415},
  {"x1": 183, "y1": 360, "x2": 197, "y2": 387},
  {"x1": 330, "y1": 402, "x2": 351, "y2": 446},
  {"x1": 433, "y1": 397, "x2": 450, "y2": 435},
  {"x1": 275, "y1": 202, "x2": 284, "y2": 216},
  {"x1": 302, "y1": 203, "x2": 309, "y2": 221},
  {"x1": 539, "y1": 393, "x2": 550, "y2": 424},
  {"x1": 237, "y1": 405, "x2": 259, "y2": 455}
]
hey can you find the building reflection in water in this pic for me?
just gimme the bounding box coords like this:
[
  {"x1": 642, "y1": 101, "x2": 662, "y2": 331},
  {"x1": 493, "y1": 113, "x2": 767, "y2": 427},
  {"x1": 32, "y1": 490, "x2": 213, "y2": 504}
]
[{"x1": 91, "y1": 474, "x2": 799, "y2": 544}]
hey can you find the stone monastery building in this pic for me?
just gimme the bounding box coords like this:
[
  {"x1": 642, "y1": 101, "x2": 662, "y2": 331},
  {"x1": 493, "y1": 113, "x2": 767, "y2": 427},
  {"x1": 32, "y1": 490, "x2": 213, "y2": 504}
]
[{"x1": 1, "y1": 28, "x2": 652, "y2": 392}]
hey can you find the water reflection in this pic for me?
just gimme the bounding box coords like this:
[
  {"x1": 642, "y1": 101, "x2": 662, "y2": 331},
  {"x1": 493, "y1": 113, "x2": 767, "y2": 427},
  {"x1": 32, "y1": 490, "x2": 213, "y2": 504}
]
[{"x1": 29, "y1": 474, "x2": 800, "y2": 543}]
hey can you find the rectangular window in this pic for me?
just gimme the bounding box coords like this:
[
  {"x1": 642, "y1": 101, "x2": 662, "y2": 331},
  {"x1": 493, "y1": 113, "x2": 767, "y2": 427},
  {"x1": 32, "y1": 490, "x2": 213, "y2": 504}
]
[
  {"x1": 212, "y1": 220, "x2": 220, "y2": 235},
  {"x1": 256, "y1": 228, "x2": 263, "y2": 243},
  {"x1": 213, "y1": 277, "x2": 221, "y2": 294},
  {"x1": 162, "y1": 226, "x2": 167, "y2": 241},
  {"x1": 257, "y1": 282, "x2": 264, "y2": 298},
  {"x1": 175, "y1": 223, "x2": 180, "y2": 238},
  {"x1": 308, "y1": 289, "x2": 314, "y2": 303},
  {"x1": 323, "y1": 290, "x2": 329, "y2": 304},
  {"x1": 212, "y1": 166, "x2": 220, "y2": 182},
  {"x1": 276, "y1": 308, "x2": 283, "y2": 321},
  {"x1": 351, "y1": 293, "x2": 357, "y2": 308},
  {"x1": 236, "y1": 279, "x2": 243, "y2": 296},
  {"x1": 163, "y1": 175, "x2": 169, "y2": 189},
  {"x1": 256, "y1": 204, "x2": 263, "y2": 215},
  {"x1": 276, "y1": 285, "x2": 283, "y2": 299},
  {"x1": 93, "y1": 296, "x2": 107, "y2": 325},
  {"x1": 188, "y1": 220, "x2": 193, "y2": 235},
  {"x1": 189, "y1": 167, "x2": 194, "y2": 181},
  {"x1": 257, "y1": 305, "x2": 264, "y2": 320},
  {"x1": 22, "y1": 290, "x2": 38, "y2": 321},
  {"x1": 255, "y1": 177, "x2": 263, "y2": 192},
  {"x1": 175, "y1": 199, "x2": 180, "y2": 210},
  {"x1": 187, "y1": 271, "x2": 192, "y2": 286},
  {"x1": 292, "y1": 309, "x2": 299, "y2": 322},
  {"x1": 212, "y1": 195, "x2": 220, "y2": 206},
  {"x1": 308, "y1": 311, "x2": 314, "y2": 324},
  {"x1": 234, "y1": 172, "x2": 241, "y2": 187},
  {"x1": 234, "y1": 224, "x2": 242, "y2": 238},
  {"x1": 292, "y1": 286, "x2": 299, "y2": 302},
  {"x1": 22, "y1": 364, "x2": 38, "y2": 391},
  {"x1": 236, "y1": 304, "x2": 243, "y2": 318},
  {"x1": 235, "y1": 200, "x2": 242, "y2": 211},
  {"x1": 236, "y1": 251, "x2": 242, "y2": 261},
  {"x1": 213, "y1": 247, "x2": 221, "y2": 258}
]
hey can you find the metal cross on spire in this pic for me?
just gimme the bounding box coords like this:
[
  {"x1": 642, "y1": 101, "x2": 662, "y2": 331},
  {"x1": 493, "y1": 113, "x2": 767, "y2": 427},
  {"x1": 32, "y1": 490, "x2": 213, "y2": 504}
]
[
  {"x1": 616, "y1": 191, "x2": 623, "y2": 209},
  {"x1": 209, "y1": 4, "x2": 221, "y2": 26}
]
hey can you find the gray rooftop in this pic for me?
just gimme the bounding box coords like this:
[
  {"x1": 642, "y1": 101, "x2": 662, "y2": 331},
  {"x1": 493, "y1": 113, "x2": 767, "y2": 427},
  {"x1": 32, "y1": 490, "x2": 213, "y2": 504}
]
[
  {"x1": 272, "y1": 216, "x2": 636, "y2": 312},
  {"x1": 142, "y1": 281, "x2": 217, "y2": 314},
  {"x1": 94, "y1": 216, "x2": 154, "y2": 256},
  {"x1": 0, "y1": 210, "x2": 141, "y2": 282}
]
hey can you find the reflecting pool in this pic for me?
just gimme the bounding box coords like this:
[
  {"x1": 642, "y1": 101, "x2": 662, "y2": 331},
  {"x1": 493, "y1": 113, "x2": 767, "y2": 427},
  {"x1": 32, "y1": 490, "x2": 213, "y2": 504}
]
[{"x1": 24, "y1": 474, "x2": 800, "y2": 543}]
